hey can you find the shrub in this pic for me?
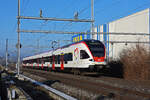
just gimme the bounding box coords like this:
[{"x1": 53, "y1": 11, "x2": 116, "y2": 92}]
[{"x1": 120, "y1": 45, "x2": 150, "y2": 80}]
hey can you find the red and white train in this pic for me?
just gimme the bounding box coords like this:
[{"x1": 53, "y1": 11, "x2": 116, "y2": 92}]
[{"x1": 22, "y1": 39, "x2": 107, "y2": 74}]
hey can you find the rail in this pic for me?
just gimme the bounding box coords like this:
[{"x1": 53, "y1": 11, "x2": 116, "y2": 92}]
[
  {"x1": 18, "y1": 87, "x2": 33, "y2": 100},
  {"x1": 20, "y1": 75, "x2": 77, "y2": 100}
]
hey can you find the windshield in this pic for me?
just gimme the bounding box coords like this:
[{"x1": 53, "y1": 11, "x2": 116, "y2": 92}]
[{"x1": 85, "y1": 40, "x2": 105, "y2": 57}]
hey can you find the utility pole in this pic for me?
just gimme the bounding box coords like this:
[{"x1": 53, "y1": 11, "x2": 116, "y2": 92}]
[
  {"x1": 91, "y1": 0, "x2": 94, "y2": 39},
  {"x1": 5, "y1": 39, "x2": 8, "y2": 69},
  {"x1": 35, "y1": 39, "x2": 40, "y2": 54},
  {"x1": 17, "y1": 0, "x2": 20, "y2": 76}
]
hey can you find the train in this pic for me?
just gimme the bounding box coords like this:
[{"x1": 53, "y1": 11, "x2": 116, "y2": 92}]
[{"x1": 22, "y1": 39, "x2": 107, "y2": 74}]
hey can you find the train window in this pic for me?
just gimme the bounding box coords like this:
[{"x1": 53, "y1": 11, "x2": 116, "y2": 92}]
[
  {"x1": 41, "y1": 58, "x2": 44, "y2": 64},
  {"x1": 49, "y1": 56, "x2": 52, "y2": 64},
  {"x1": 39, "y1": 58, "x2": 42, "y2": 63},
  {"x1": 30, "y1": 60, "x2": 32, "y2": 63},
  {"x1": 37, "y1": 59, "x2": 39, "y2": 63},
  {"x1": 31, "y1": 60, "x2": 33, "y2": 63},
  {"x1": 23, "y1": 60, "x2": 27, "y2": 64},
  {"x1": 64, "y1": 53, "x2": 72, "y2": 62},
  {"x1": 44, "y1": 57, "x2": 50, "y2": 62},
  {"x1": 28, "y1": 60, "x2": 30, "y2": 63},
  {"x1": 26, "y1": 60, "x2": 29, "y2": 63},
  {"x1": 64, "y1": 54, "x2": 68, "y2": 64},
  {"x1": 43, "y1": 57, "x2": 47, "y2": 62},
  {"x1": 58, "y1": 55, "x2": 60, "y2": 64},
  {"x1": 32, "y1": 59, "x2": 37, "y2": 63},
  {"x1": 80, "y1": 50, "x2": 89, "y2": 59},
  {"x1": 35, "y1": 59, "x2": 37, "y2": 63},
  {"x1": 55, "y1": 55, "x2": 58, "y2": 64},
  {"x1": 85, "y1": 40, "x2": 105, "y2": 57},
  {"x1": 68, "y1": 53, "x2": 73, "y2": 61},
  {"x1": 29, "y1": 60, "x2": 32, "y2": 63}
]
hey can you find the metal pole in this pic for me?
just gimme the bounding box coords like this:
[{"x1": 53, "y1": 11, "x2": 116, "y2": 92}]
[
  {"x1": 17, "y1": 0, "x2": 20, "y2": 76},
  {"x1": 111, "y1": 43, "x2": 113, "y2": 60},
  {"x1": 91, "y1": 0, "x2": 94, "y2": 39},
  {"x1": 6, "y1": 39, "x2": 8, "y2": 69},
  {"x1": 37, "y1": 39, "x2": 40, "y2": 53}
]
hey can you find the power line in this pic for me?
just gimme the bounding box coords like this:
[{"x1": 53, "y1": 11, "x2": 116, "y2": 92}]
[
  {"x1": 19, "y1": 30, "x2": 150, "y2": 36},
  {"x1": 20, "y1": 0, "x2": 79, "y2": 50},
  {"x1": 96, "y1": 0, "x2": 150, "y2": 24},
  {"x1": 11, "y1": 0, "x2": 30, "y2": 40},
  {"x1": 78, "y1": 0, "x2": 99, "y2": 16},
  {"x1": 41, "y1": 0, "x2": 79, "y2": 33},
  {"x1": 60, "y1": 0, "x2": 99, "y2": 32},
  {"x1": 22, "y1": 0, "x2": 30, "y2": 14},
  {"x1": 108, "y1": 41, "x2": 150, "y2": 44},
  {"x1": 54, "y1": 0, "x2": 77, "y2": 17},
  {"x1": 95, "y1": 0, "x2": 122, "y2": 14},
  {"x1": 103, "y1": 1, "x2": 150, "y2": 24}
]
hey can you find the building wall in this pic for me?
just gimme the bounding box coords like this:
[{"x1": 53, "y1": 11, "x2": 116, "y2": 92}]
[
  {"x1": 109, "y1": 9, "x2": 149, "y2": 33},
  {"x1": 97, "y1": 8, "x2": 150, "y2": 60}
]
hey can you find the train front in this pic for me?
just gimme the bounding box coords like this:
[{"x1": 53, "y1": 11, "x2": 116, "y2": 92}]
[{"x1": 84, "y1": 40, "x2": 107, "y2": 71}]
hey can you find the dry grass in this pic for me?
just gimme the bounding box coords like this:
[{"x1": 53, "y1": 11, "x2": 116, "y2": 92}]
[{"x1": 120, "y1": 45, "x2": 150, "y2": 80}]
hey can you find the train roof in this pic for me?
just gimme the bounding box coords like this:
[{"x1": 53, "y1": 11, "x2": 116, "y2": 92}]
[
  {"x1": 61, "y1": 39, "x2": 103, "y2": 48},
  {"x1": 23, "y1": 39, "x2": 103, "y2": 60}
]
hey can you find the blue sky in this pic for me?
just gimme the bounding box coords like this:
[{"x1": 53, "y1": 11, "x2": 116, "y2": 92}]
[{"x1": 0, "y1": 0, "x2": 150, "y2": 58}]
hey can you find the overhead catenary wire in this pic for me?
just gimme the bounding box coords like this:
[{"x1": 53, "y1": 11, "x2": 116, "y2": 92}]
[
  {"x1": 95, "y1": 0, "x2": 122, "y2": 14},
  {"x1": 36, "y1": 0, "x2": 81, "y2": 33},
  {"x1": 98, "y1": 0, "x2": 150, "y2": 24},
  {"x1": 61, "y1": 0, "x2": 122, "y2": 33},
  {"x1": 79, "y1": 0, "x2": 101, "y2": 16},
  {"x1": 60, "y1": 0, "x2": 100, "y2": 32},
  {"x1": 36, "y1": 0, "x2": 78, "y2": 35},
  {"x1": 19, "y1": 30, "x2": 150, "y2": 36},
  {"x1": 76, "y1": 0, "x2": 100, "y2": 16},
  {"x1": 22, "y1": 0, "x2": 30, "y2": 14}
]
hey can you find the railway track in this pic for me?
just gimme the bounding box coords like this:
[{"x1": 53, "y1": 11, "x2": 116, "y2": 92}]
[{"x1": 22, "y1": 68, "x2": 150, "y2": 100}]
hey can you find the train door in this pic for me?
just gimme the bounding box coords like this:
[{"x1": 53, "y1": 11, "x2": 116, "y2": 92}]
[
  {"x1": 37, "y1": 59, "x2": 39, "y2": 68},
  {"x1": 49, "y1": 56, "x2": 52, "y2": 70},
  {"x1": 31, "y1": 59, "x2": 33, "y2": 68},
  {"x1": 41, "y1": 57, "x2": 44, "y2": 69},
  {"x1": 60, "y1": 54, "x2": 64, "y2": 70},
  {"x1": 52, "y1": 55, "x2": 55, "y2": 70}
]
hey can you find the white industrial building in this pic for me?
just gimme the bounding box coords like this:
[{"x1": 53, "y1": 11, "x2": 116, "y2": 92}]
[{"x1": 92, "y1": 8, "x2": 150, "y2": 60}]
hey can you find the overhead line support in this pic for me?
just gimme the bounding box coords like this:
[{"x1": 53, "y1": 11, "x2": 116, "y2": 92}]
[
  {"x1": 17, "y1": 16, "x2": 94, "y2": 22},
  {"x1": 91, "y1": 0, "x2": 95, "y2": 39},
  {"x1": 17, "y1": 0, "x2": 20, "y2": 77},
  {"x1": 5, "y1": 39, "x2": 8, "y2": 69}
]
